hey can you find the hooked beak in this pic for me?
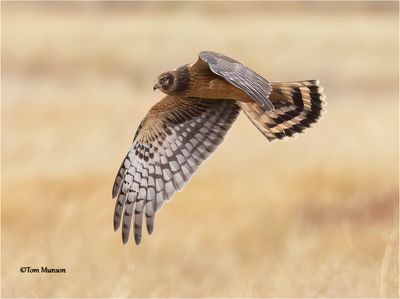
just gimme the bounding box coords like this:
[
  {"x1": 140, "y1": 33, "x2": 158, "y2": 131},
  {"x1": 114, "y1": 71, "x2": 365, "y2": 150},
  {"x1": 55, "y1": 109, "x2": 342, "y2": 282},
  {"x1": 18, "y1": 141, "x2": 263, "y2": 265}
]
[{"x1": 153, "y1": 82, "x2": 161, "y2": 91}]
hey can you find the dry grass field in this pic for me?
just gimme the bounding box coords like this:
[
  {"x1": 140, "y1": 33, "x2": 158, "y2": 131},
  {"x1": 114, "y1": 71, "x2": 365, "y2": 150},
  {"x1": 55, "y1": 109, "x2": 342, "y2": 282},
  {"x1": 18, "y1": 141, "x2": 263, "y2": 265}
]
[{"x1": 2, "y1": 2, "x2": 399, "y2": 298}]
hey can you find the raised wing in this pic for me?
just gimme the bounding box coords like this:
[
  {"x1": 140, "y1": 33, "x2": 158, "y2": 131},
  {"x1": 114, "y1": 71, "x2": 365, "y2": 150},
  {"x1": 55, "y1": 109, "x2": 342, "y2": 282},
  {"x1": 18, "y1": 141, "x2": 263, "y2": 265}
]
[
  {"x1": 198, "y1": 51, "x2": 274, "y2": 111},
  {"x1": 112, "y1": 95, "x2": 240, "y2": 244}
]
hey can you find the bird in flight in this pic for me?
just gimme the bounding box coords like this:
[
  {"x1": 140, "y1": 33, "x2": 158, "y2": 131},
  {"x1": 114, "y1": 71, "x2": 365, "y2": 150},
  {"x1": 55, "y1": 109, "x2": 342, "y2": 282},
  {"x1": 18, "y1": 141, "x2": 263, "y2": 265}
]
[{"x1": 112, "y1": 51, "x2": 326, "y2": 245}]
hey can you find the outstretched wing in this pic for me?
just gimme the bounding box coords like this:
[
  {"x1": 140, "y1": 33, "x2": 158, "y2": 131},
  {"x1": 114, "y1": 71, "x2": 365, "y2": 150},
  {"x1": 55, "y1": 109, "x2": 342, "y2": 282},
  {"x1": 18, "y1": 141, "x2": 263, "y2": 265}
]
[
  {"x1": 198, "y1": 51, "x2": 274, "y2": 111},
  {"x1": 112, "y1": 95, "x2": 240, "y2": 245}
]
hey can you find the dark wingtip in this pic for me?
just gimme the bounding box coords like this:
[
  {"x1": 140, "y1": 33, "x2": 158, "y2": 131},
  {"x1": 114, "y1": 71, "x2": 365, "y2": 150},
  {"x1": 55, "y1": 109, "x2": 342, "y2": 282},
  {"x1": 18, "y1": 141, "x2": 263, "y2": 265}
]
[
  {"x1": 122, "y1": 229, "x2": 129, "y2": 244},
  {"x1": 263, "y1": 101, "x2": 275, "y2": 112},
  {"x1": 146, "y1": 223, "x2": 154, "y2": 235},
  {"x1": 113, "y1": 219, "x2": 120, "y2": 232},
  {"x1": 122, "y1": 236, "x2": 128, "y2": 245},
  {"x1": 134, "y1": 235, "x2": 142, "y2": 245}
]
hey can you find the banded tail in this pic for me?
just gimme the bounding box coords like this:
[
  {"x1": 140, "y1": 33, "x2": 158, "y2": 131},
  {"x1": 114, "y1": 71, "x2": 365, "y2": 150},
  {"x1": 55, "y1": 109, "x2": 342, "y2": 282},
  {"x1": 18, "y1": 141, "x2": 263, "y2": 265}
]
[{"x1": 237, "y1": 80, "x2": 326, "y2": 141}]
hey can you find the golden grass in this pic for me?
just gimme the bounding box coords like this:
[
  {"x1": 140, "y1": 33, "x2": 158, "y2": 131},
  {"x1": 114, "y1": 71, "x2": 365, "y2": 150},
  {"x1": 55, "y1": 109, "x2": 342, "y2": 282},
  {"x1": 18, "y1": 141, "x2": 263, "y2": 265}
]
[{"x1": 2, "y1": 2, "x2": 399, "y2": 298}]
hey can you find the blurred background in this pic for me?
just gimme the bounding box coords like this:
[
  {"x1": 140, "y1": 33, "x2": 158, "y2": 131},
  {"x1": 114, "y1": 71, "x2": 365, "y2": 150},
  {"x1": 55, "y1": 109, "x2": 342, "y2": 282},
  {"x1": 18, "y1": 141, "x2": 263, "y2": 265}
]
[{"x1": 2, "y1": 1, "x2": 399, "y2": 297}]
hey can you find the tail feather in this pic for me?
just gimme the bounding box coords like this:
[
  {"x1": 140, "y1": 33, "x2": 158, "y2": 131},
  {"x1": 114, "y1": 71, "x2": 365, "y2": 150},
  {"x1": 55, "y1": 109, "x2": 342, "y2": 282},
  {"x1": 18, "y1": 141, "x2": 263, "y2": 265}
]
[{"x1": 238, "y1": 80, "x2": 326, "y2": 141}]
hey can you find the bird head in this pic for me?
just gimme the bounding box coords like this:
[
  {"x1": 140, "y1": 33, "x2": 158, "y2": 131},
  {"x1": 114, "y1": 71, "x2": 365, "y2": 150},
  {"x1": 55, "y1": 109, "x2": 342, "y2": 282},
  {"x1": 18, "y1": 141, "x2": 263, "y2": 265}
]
[
  {"x1": 153, "y1": 71, "x2": 175, "y2": 93},
  {"x1": 153, "y1": 65, "x2": 190, "y2": 95}
]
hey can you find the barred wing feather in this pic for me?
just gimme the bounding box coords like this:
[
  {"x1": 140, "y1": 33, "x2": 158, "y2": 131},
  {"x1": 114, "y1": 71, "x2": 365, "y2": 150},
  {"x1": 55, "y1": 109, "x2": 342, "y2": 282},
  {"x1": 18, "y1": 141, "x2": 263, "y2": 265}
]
[{"x1": 112, "y1": 95, "x2": 240, "y2": 244}]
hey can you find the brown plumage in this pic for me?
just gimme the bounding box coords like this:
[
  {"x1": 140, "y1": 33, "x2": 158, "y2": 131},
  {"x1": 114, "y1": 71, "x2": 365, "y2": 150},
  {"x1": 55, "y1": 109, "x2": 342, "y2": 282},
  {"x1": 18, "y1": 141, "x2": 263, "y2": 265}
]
[
  {"x1": 153, "y1": 51, "x2": 273, "y2": 108},
  {"x1": 113, "y1": 51, "x2": 326, "y2": 245}
]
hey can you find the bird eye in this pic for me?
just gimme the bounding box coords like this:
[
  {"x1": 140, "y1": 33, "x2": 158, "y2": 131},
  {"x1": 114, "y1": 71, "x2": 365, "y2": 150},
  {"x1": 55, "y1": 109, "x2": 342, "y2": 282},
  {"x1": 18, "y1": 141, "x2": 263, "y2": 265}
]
[{"x1": 161, "y1": 76, "x2": 171, "y2": 85}]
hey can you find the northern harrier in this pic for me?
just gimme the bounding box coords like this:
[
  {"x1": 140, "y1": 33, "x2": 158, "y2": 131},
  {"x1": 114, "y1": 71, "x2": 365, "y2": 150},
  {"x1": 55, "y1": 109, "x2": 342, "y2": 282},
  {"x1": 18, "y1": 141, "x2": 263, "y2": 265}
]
[{"x1": 112, "y1": 51, "x2": 326, "y2": 245}]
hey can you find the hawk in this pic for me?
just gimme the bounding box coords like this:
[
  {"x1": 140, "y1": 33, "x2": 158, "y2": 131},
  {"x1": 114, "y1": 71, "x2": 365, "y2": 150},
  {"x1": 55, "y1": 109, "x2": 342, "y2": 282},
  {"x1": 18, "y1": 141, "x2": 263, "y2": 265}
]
[{"x1": 112, "y1": 51, "x2": 326, "y2": 245}]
